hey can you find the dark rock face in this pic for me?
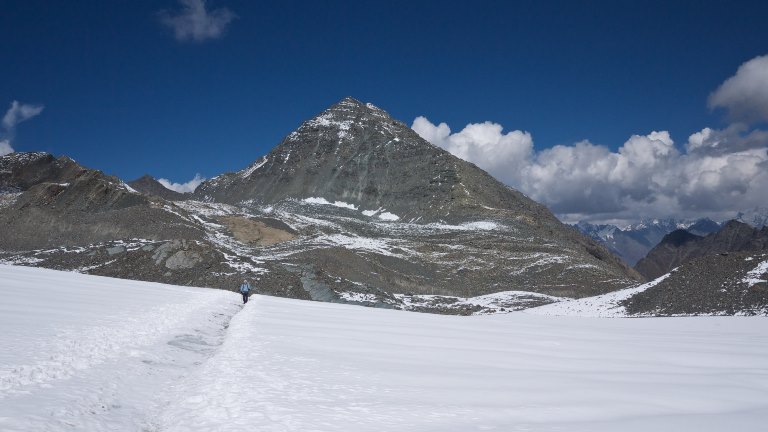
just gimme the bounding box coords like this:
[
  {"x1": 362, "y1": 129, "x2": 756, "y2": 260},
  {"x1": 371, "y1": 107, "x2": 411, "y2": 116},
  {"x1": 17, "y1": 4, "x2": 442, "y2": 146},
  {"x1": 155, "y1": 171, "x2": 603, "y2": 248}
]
[
  {"x1": 635, "y1": 221, "x2": 768, "y2": 280},
  {"x1": 624, "y1": 252, "x2": 768, "y2": 316},
  {"x1": 128, "y1": 175, "x2": 189, "y2": 201},
  {"x1": 0, "y1": 152, "x2": 85, "y2": 193}
]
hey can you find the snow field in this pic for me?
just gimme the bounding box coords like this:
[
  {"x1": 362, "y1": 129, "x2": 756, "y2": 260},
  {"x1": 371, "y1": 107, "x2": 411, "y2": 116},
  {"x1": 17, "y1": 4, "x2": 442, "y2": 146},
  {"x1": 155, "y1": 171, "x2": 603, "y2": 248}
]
[
  {"x1": 0, "y1": 265, "x2": 241, "y2": 431},
  {"x1": 1, "y1": 265, "x2": 768, "y2": 431},
  {"x1": 163, "y1": 294, "x2": 768, "y2": 432}
]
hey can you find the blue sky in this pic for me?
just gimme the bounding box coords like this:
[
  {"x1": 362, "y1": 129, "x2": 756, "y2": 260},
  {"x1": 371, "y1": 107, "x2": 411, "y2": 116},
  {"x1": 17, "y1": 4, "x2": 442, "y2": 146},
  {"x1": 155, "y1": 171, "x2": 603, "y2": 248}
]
[{"x1": 2, "y1": 1, "x2": 767, "y2": 222}]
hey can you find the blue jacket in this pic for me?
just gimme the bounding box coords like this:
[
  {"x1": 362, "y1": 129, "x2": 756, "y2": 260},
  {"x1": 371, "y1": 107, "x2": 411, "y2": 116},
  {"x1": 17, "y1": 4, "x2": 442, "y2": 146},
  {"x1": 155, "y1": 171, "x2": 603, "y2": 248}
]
[{"x1": 239, "y1": 282, "x2": 251, "y2": 293}]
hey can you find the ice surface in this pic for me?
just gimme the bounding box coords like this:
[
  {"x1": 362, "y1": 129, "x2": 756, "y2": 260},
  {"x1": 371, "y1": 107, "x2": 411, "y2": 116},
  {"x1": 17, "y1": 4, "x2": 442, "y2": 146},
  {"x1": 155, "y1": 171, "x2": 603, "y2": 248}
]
[{"x1": 2, "y1": 265, "x2": 768, "y2": 431}]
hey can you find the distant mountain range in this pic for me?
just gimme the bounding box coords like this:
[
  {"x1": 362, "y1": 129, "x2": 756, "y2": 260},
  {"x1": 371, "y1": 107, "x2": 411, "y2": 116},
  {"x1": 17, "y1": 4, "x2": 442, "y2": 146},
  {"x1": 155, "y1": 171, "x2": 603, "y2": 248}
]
[
  {"x1": 573, "y1": 217, "x2": 723, "y2": 266},
  {"x1": 635, "y1": 220, "x2": 768, "y2": 280}
]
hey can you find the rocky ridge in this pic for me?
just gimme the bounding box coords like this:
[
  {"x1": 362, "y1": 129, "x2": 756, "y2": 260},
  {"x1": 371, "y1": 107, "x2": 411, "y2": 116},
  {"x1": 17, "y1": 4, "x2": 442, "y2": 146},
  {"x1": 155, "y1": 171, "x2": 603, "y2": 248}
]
[
  {"x1": 635, "y1": 220, "x2": 768, "y2": 280},
  {"x1": 625, "y1": 251, "x2": 768, "y2": 316}
]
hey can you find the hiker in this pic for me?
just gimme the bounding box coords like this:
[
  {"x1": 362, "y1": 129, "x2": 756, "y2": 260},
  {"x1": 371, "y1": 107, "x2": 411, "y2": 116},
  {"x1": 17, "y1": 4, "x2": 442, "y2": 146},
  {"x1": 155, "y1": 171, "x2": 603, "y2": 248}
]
[{"x1": 239, "y1": 279, "x2": 251, "y2": 304}]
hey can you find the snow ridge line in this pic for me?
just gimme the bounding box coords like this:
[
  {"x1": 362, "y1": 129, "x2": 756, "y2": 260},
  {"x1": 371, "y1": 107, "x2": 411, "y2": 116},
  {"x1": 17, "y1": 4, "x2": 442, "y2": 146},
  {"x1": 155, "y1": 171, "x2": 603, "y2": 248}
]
[{"x1": 0, "y1": 290, "x2": 233, "y2": 397}]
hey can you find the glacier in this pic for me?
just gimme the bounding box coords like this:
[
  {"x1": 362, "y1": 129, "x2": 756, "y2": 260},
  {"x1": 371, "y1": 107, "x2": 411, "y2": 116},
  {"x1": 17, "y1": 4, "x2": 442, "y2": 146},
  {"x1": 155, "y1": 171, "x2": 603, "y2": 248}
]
[{"x1": 1, "y1": 264, "x2": 768, "y2": 431}]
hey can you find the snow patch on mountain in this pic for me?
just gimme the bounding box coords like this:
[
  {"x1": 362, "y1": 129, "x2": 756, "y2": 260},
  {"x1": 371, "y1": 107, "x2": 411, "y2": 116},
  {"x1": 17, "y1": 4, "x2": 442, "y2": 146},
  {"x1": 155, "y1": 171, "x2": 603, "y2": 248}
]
[
  {"x1": 742, "y1": 257, "x2": 768, "y2": 287},
  {"x1": 377, "y1": 211, "x2": 400, "y2": 221},
  {"x1": 526, "y1": 272, "x2": 673, "y2": 317},
  {"x1": 306, "y1": 111, "x2": 354, "y2": 140},
  {"x1": 240, "y1": 156, "x2": 268, "y2": 179},
  {"x1": 316, "y1": 234, "x2": 408, "y2": 257},
  {"x1": 303, "y1": 196, "x2": 359, "y2": 210},
  {"x1": 422, "y1": 221, "x2": 499, "y2": 231}
]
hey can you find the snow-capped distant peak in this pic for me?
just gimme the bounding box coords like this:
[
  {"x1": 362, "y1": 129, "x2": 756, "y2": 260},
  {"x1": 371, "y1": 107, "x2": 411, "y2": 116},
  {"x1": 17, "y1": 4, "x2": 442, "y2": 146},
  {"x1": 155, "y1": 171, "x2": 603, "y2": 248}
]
[{"x1": 736, "y1": 207, "x2": 768, "y2": 228}]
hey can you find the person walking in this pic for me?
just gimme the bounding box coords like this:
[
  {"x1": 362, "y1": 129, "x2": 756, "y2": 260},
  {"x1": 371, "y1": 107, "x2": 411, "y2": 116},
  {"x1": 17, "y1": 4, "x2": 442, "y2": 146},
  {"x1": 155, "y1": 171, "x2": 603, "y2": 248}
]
[{"x1": 239, "y1": 279, "x2": 251, "y2": 304}]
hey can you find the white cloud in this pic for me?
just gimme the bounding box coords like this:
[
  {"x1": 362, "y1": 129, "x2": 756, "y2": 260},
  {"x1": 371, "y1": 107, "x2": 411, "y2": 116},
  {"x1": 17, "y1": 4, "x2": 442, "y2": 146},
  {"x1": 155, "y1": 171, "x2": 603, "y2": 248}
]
[
  {"x1": 0, "y1": 100, "x2": 44, "y2": 154},
  {"x1": 2, "y1": 100, "x2": 44, "y2": 132},
  {"x1": 412, "y1": 116, "x2": 533, "y2": 185},
  {"x1": 411, "y1": 57, "x2": 768, "y2": 224},
  {"x1": 686, "y1": 124, "x2": 768, "y2": 155},
  {"x1": 157, "y1": 174, "x2": 206, "y2": 193},
  {"x1": 160, "y1": 0, "x2": 236, "y2": 42},
  {"x1": 0, "y1": 139, "x2": 13, "y2": 156},
  {"x1": 709, "y1": 54, "x2": 768, "y2": 124},
  {"x1": 412, "y1": 118, "x2": 768, "y2": 224}
]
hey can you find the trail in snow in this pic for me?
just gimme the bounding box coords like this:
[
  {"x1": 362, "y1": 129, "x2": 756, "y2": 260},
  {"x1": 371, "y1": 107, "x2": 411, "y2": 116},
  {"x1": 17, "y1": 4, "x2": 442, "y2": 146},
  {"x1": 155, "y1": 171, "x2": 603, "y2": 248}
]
[{"x1": 0, "y1": 265, "x2": 242, "y2": 431}]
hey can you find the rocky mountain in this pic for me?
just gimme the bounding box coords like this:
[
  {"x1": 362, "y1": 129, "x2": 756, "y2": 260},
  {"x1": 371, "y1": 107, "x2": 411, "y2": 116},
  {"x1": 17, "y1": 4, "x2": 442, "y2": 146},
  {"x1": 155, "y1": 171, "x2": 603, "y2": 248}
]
[
  {"x1": 624, "y1": 251, "x2": 768, "y2": 316},
  {"x1": 127, "y1": 175, "x2": 188, "y2": 201},
  {"x1": 0, "y1": 152, "x2": 193, "y2": 250},
  {"x1": 0, "y1": 98, "x2": 642, "y2": 314},
  {"x1": 192, "y1": 97, "x2": 641, "y2": 297},
  {"x1": 634, "y1": 220, "x2": 768, "y2": 280},
  {"x1": 574, "y1": 218, "x2": 721, "y2": 266},
  {"x1": 528, "y1": 250, "x2": 768, "y2": 317},
  {"x1": 196, "y1": 98, "x2": 550, "y2": 223}
]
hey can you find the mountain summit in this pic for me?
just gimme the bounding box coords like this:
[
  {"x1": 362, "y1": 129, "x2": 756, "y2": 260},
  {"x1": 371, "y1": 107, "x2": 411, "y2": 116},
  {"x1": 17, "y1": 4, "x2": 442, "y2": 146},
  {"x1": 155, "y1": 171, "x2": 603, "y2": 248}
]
[
  {"x1": 196, "y1": 97, "x2": 550, "y2": 223},
  {"x1": 193, "y1": 97, "x2": 640, "y2": 298}
]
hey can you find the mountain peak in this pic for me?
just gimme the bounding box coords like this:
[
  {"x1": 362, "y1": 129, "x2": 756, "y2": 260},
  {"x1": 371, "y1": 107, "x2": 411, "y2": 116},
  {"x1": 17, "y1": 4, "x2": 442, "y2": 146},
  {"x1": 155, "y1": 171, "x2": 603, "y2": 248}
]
[
  {"x1": 335, "y1": 96, "x2": 364, "y2": 107},
  {"x1": 127, "y1": 174, "x2": 187, "y2": 200},
  {"x1": 195, "y1": 98, "x2": 553, "y2": 223},
  {"x1": 305, "y1": 96, "x2": 392, "y2": 125}
]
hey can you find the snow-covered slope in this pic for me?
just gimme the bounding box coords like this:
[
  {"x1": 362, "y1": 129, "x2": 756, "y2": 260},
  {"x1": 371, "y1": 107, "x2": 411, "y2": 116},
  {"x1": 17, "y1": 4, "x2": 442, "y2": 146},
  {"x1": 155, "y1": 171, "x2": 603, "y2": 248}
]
[
  {"x1": 2, "y1": 265, "x2": 768, "y2": 431},
  {"x1": 525, "y1": 273, "x2": 673, "y2": 317}
]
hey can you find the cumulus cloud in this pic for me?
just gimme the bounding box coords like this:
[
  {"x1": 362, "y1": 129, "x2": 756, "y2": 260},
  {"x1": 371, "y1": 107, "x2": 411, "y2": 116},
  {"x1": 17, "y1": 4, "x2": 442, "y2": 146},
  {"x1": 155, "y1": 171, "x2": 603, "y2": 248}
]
[
  {"x1": 412, "y1": 56, "x2": 768, "y2": 224},
  {"x1": 709, "y1": 54, "x2": 768, "y2": 124},
  {"x1": 412, "y1": 118, "x2": 768, "y2": 224},
  {"x1": 160, "y1": 0, "x2": 236, "y2": 42},
  {"x1": 412, "y1": 117, "x2": 533, "y2": 185},
  {"x1": 157, "y1": 174, "x2": 206, "y2": 193},
  {"x1": 0, "y1": 100, "x2": 44, "y2": 155}
]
